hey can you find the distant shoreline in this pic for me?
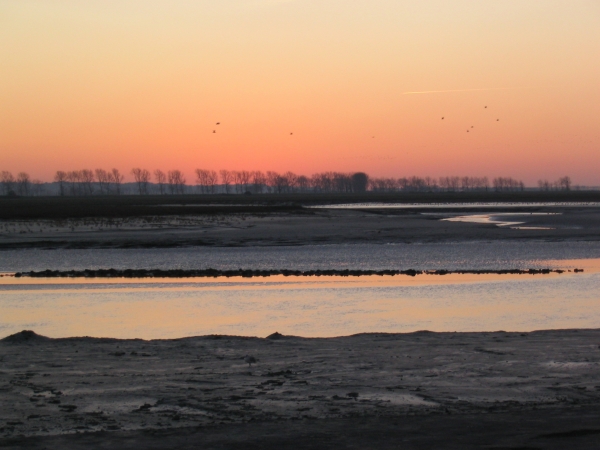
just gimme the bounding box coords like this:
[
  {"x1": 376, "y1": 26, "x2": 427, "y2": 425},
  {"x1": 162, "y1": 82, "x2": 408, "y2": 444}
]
[{"x1": 3, "y1": 191, "x2": 600, "y2": 220}]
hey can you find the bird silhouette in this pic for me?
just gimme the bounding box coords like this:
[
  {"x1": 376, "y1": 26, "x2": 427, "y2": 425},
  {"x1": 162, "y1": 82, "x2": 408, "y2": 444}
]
[
  {"x1": 484, "y1": 106, "x2": 487, "y2": 109},
  {"x1": 471, "y1": 126, "x2": 474, "y2": 128},
  {"x1": 467, "y1": 130, "x2": 469, "y2": 132},
  {"x1": 290, "y1": 133, "x2": 293, "y2": 135},
  {"x1": 216, "y1": 122, "x2": 220, "y2": 125},
  {"x1": 212, "y1": 130, "x2": 216, "y2": 133},
  {"x1": 497, "y1": 119, "x2": 499, "y2": 121},
  {"x1": 441, "y1": 117, "x2": 444, "y2": 120}
]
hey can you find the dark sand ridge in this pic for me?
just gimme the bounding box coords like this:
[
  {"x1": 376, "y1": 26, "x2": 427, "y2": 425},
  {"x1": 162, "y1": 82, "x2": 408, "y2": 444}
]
[
  {"x1": 2, "y1": 206, "x2": 600, "y2": 250},
  {"x1": 1, "y1": 329, "x2": 600, "y2": 448}
]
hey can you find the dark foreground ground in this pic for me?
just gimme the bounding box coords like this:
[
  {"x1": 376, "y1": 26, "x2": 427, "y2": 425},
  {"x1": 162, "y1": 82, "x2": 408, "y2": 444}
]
[
  {"x1": 2, "y1": 329, "x2": 600, "y2": 449},
  {"x1": 4, "y1": 407, "x2": 600, "y2": 449}
]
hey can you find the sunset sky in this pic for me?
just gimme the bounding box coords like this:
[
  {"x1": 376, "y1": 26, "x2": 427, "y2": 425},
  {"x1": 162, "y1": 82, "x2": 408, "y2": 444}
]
[{"x1": 1, "y1": 1, "x2": 599, "y2": 185}]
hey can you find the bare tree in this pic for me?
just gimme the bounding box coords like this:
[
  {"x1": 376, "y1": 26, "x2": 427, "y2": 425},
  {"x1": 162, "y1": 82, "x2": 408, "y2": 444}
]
[
  {"x1": 492, "y1": 177, "x2": 523, "y2": 192},
  {"x1": 195, "y1": 169, "x2": 219, "y2": 194},
  {"x1": 1, "y1": 171, "x2": 15, "y2": 195},
  {"x1": 95, "y1": 169, "x2": 110, "y2": 194},
  {"x1": 239, "y1": 171, "x2": 251, "y2": 193},
  {"x1": 66, "y1": 171, "x2": 80, "y2": 195},
  {"x1": 297, "y1": 175, "x2": 310, "y2": 192},
  {"x1": 559, "y1": 176, "x2": 571, "y2": 191},
  {"x1": 154, "y1": 169, "x2": 166, "y2": 194},
  {"x1": 220, "y1": 170, "x2": 232, "y2": 194},
  {"x1": 110, "y1": 169, "x2": 124, "y2": 194},
  {"x1": 54, "y1": 171, "x2": 67, "y2": 196},
  {"x1": 167, "y1": 170, "x2": 186, "y2": 195},
  {"x1": 80, "y1": 169, "x2": 95, "y2": 195},
  {"x1": 131, "y1": 168, "x2": 151, "y2": 195},
  {"x1": 251, "y1": 171, "x2": 266, "y2": 194},
  {"x1": 195, "y1": 169, "x2": 208, "y2": 194},
  {"x1": 16, "y1": 172, "x2": 31, "y2": 196},
  {"x1": 266, "y1": 171, "x2": 280, "y2": 193}
]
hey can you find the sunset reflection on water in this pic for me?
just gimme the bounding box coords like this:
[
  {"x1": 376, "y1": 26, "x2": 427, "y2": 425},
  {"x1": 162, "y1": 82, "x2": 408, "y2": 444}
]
[{"x1": 1, "y1": 260, "x2": 599, "y2": 340}]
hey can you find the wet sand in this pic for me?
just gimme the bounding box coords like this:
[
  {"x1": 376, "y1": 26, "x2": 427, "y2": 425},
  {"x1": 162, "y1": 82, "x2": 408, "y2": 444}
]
[
  {"x1": 2, "y1": 206, "x2": 600, "y2": 249},
  {"x1": 2, "y1": 329, "x2": 600, "y2": 448}
]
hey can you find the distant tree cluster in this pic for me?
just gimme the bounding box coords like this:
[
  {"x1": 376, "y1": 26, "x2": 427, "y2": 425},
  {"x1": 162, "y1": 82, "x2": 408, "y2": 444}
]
[
  {"x1": 0, "y1": 168, "x2": 577, "y2": 196},
  {"x1": 1, "y1": 171, "x2": 45, "y2": 196},
  {"x1": 53, "y1": 169, "x2": 124, "y2": 196},
  {"x1": 537, "y1": 176, "x2": 572, "y2": 191},
  {"x1": 368, "y1": 176, "x2": 526, "y2": 192}
]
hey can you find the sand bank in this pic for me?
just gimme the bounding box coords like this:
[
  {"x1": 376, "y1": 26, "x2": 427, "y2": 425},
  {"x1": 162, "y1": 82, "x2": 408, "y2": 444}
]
[
  {"x1": 2, "y1": 206, "x2": 600, "y2": 250},
  {"x1": 1, "y1": 329, "x2": 600, "y2": 448}
]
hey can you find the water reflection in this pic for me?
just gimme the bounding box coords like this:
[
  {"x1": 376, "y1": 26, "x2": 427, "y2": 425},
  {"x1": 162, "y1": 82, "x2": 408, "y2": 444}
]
[{"x1": 1, "y1": 261, "x2": 599, "y2": 339}]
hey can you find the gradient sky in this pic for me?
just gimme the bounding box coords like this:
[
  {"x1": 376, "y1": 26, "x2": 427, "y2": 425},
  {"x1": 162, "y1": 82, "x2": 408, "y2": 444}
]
[{"x1": 1, "y1": 1, "x2": 599, "y2": 184}]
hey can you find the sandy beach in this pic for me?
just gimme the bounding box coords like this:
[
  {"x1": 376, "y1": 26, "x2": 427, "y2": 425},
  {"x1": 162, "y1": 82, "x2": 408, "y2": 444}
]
[{"x1": 1, "y1": 329, "x2": 600, "y2": 448}]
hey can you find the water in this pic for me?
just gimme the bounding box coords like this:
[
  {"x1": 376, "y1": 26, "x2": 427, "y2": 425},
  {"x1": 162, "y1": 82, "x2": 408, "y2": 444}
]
[
  {"x1": 1, "y1": 242, "x2": 599, "y2": 339},
  {"x1": 2, "y1": 241, "x2": 600, "y2": 273},
  {"x1": 1, "y1": 268, "x2": 599, "y2": 339}
]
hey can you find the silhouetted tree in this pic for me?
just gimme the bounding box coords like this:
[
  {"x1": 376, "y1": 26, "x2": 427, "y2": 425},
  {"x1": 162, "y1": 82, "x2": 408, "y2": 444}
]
[
  {"x1": 54, "y1": 171, "x2": 67, "y2": 196},
  {"x1": 80, "y1": 169, "x2": 95, "y2": 195},
  {"x1": 351, "y1": 172, "x2": 369, "y2": 193},
  {"x1": 559, "y1": 176, "x2": 571, "y2": 191},
  {"x1": 16, "y1": 172, "x2": 31, "y2": 196},
  {"x1": 251, "y1": 171, "x2": 266, "y2": 194},
  {"x1": 1, "y1": 171, "x2": 15, "y2": 196},
  {"x1": 167, "y1": 170, "x2": 186, "y2": 195},
  {"x1": 110, "y1": 169, "x2": 124, "y2": 194},
  {"x1": 220, "y1": 170, "x2": 232, "y2": 194},
  {"x1": 95, "y1": 169, "x2": 111, "y2": 194},
  {"x1": 131, "y1": 168, "x2": 150, "y2": 195},
  {"x1": 154, "y1": 169, "x2": 166, "y2": 194}
]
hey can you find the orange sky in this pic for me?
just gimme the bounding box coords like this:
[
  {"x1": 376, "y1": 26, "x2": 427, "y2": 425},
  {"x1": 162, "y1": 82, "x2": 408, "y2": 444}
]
[{"x1": 1, "y1": 1, "x2": 599, "y2": 184}]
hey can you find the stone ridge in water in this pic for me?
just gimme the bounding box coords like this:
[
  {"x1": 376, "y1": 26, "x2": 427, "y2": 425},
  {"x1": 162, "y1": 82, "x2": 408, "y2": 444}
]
[{"x1": 14, "y1": 268, "x2": 578, "y2": 278}]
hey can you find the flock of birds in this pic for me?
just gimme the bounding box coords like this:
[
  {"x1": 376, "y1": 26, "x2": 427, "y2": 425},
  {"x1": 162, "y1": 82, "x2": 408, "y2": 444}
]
[
  {"x1": 210, "y1": 105, "x2": 500, "y2": 137},
  {"x1": 442, "y1": 105, "x2": 500, "y2": 133}
]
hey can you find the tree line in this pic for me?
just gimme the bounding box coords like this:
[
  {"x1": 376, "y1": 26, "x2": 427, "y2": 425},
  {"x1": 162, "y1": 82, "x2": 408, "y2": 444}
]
[{"x1": 0, "y1": 168, "x2": 576, "y2": 196}]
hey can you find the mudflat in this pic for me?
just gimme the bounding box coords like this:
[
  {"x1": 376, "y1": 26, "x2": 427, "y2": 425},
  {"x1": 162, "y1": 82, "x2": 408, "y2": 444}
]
[
  {"x1": 1, "y1": 329, "x2": 600, "y2": 448},
  {"x1": 2, "y1": 206, "x2": 600, "y2": 250}
]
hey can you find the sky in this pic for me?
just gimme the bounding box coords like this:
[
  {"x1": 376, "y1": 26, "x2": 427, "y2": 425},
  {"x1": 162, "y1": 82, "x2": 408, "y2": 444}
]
[{"x1": 1, "y1": 0, "x2": 599, "y2": 185}]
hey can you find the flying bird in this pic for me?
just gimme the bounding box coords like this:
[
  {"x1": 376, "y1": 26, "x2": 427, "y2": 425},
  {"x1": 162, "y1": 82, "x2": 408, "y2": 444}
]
[
  {"x1": 441, "y1": 117, "x2": 444, "y2": 120},
  {"x1": 497, "y1": 119, "x2": 500, "y2": 121},
  {"x1": 471, "y1": 126, "x2": 474, "y2": 128},
  {"x1": 484, "y1": 106, "x2": 487, "y2": 109},
  {"x1": 213, "y1": 130, "x2": 216, "y2": 133}
]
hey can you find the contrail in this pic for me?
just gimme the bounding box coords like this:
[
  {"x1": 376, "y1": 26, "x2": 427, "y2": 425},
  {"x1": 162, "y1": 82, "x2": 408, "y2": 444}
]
[{"x1": 402, "y1": 87, "x2": 528, "y2": 95}]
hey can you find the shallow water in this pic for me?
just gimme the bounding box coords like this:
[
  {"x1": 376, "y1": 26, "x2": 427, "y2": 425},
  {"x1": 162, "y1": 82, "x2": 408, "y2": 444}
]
[
  {"x1": 1, "y1": 266, "x2": 599, "y2": 339},
  {"x1": 1, "y1": 242, "x2": 599, "y2": 339},
  {"x1": 2, "y1": 241, "x2": 600, "y2": 273}
]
